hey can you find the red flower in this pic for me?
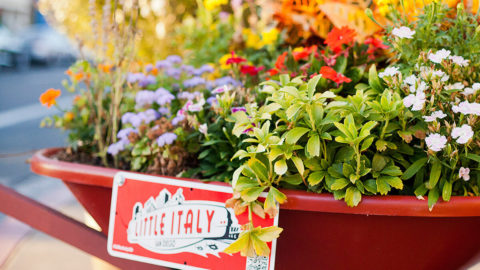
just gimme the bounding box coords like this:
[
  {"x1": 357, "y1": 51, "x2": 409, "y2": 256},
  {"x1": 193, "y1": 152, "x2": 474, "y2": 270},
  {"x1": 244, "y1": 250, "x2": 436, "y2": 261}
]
[
  {"x1": 268, "y1": 68, "x2": 279, "y2": 76},
  {"x1": 324, "y1": 26, "x2": 356, "y2": 53},
  {"x1": 319, "y1": 66, "x2": 351, "y2": 84},
  {"x1": 364, "y1": 37, "x2": 388, "y2": 58},
  {"x1": 240, "y1": 65, "x2": 264, "y2": 76},
  {"x1": 226, "y1": 51, "x2": 246, "y2": 65},
  {"x1": 275, "y1": 52, "x2": 288, "y2": 71},
  {"x1": 293, "y1": 45, "x2": 317, "y2": 61}
]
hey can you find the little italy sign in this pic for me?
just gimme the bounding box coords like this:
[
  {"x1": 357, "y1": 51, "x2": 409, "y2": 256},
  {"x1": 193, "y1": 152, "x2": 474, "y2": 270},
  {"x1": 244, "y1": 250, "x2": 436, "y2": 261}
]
[{"x1": 107, "y1": 172, "x2": 278, "y2": 270}]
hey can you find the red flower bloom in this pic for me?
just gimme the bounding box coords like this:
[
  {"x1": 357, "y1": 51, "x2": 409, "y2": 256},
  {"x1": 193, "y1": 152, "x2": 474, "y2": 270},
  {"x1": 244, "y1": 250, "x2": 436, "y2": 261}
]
[
  {"x1": 293, "y1": 45, "x2": 317, "y2": 61},
  {"x1": 268, "y1": 68, "x2": 279, "y2": 76},
  {"x1": 240, "y1": 65, "x2": 264, "y2": 76},
  {"x1": 319, "y1": 66, "x2": 351, "y2": 84},
  {"x1": 324, "y1": 26, "x2": 356, "y2": 53},
  {"x1": 364, "y1": 37, "x2": 389, "y2": 58},
  {"x1": 275, "y1": 52, "x2": 288, "y2": 71},
  {"x1": 226, "y1": 51, "x2": 246, "y2": 65}
]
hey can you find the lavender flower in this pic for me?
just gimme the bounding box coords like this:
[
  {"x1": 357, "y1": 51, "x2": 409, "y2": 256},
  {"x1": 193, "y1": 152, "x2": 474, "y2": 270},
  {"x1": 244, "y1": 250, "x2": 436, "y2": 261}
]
[
  {"x1": 122, "y1": 112, "x2": 136, "y2": 124},
  {"x1": 192, "y1": 64, "x2": 215, "y2": 76},
  {"x1": 181, "y1": 65, "x2": 196, "y2": 75},
  {"x1": 107, "y1": 140, "x2": 126, "y2": 155},
  {"x1": 214, "y1": 76, "x2": 241, "y2": 87},
  {"x1": 166, "y1": 55, "x2": 182, "y2": 64},
  {"x1": 117, "y1": 128, "x2": 136, "y2": 141},
  {"x1": 127, "y1": 72, "x2": 143, "y2": 83},
  {"x1": 145, "y1": 64, "x2": 154, "y2": 73},
  {"x1": 165, "y1": 68, "x2": 181, "y2": 79},
  {"x1": 231, "y1": 107, "x2": 247, "y2": 113},
  {"x1": 157, "y1": 132, "x2": 177, "y2": 147},
  {"x1": 155, "y1": 60, "x2": 172, "y2": 69},
  {"x1": 178, "y1": 91, "x2": 201, "y2": 100},
  {"x1": 206, "y1": 96, "x2": 218, "y2": 105},
  {"x1": 155, "y1": 87, "x2": 175, "y2": 105},
  {"x1": 138, "y1": 109, "x2": 159, "y2": 125},
  {"x1": 172, "y1": 114, "x2": 185, "y2": 126},
  {"x1": 158, "y1": 107, "x2": 170, "y2": 116},
  {"x1": 135, "y1": 90, "x2": 156, "y2": 107},
  {"x1": 183, "y1": 76, "x2": 206, "y2": 88},
  {"x1": 138, "y1": 75, "x2": 156, "y2": 87}
]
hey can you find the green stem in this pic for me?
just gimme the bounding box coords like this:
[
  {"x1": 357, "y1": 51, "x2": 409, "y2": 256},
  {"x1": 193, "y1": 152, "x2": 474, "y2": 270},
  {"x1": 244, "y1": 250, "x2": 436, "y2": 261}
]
[{"x1": 380, "y1": 118, "x2": 390, "y2": 139}]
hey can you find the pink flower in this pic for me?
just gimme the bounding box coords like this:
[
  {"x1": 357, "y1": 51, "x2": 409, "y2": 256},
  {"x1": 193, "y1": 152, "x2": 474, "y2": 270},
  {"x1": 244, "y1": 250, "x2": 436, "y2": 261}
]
[{"x1": 459, "y1": 167, "x2": 470, "y2": 181}]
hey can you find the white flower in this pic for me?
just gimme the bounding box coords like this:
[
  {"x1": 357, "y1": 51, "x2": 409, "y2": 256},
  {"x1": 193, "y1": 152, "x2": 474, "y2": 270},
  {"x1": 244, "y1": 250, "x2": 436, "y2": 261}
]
[
  {"x1": 425, "y1": 133, "x2": 447, "y2": 152},
  {"x1": 392, "y1": 26, "x2": 415, "y2": 39},
  {"x1": 463, "y1": 87, "x2": 475, "y2": 96},
  {"x1": 459, "y1": 167, "x2": 470, "y2": 181},
  {"x1": 198, "y1": 124, "x2": 208, "y2": 135},
  {"x1": 452, "y1": 101, "x2": 480, "y2": 116},
  {"x1": 423, "y1": 111, "x2": 447, "y2": 122},
  {"x1": 431, "y1": 70, "x2": 449, "y2": 81},
  {"x1": 473, "y1": 83, "x2": 480, "y2": 91},
  {"x1": 409, "y1": 80, "x2": 428, "y2": 93},
  {"x1": 428, "y1": 49, "x2": 451, "y2": 64},
  {"x1": 451, "y1": 124, "x2": 474, "y2": 144},
  {"x1": 403, "y1": 91, "x2": 426, "y2": 111},
  {"x1": 404, "y1": 74, "x2": 417, "y2": 86},
  {"x1": 445, "y1": 82, "x2": 464, "y2": 91},
  {"x1": 449, "y1": 55, "x2": 469, "y2": 67},
  {"x1": 379, "y1": 66, "x2": 400, "y2": 78}
]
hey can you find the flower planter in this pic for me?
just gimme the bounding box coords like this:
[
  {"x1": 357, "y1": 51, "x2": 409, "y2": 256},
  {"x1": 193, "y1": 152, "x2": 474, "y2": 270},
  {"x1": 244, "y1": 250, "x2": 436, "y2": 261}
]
[{"x1": 31, "y1": 148, "x2": 480, "y2": 270}]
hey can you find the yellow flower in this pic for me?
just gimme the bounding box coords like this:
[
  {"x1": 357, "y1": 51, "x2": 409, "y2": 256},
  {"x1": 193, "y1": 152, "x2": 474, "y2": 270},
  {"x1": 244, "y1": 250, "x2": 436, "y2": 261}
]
[
  {"x1": 64, "y1": 112, "x2": 74, "y2": 122},
  {"x1": 261, "y1": 28, "x2": 279, "y2": 45},
  {"x1": 243, "y1": 29, "x2": 263, "y2": 49},
  {"x1": 219, "y1": 53, "x2": 232, "y2": 70},
  {"x1": 293, "y1": 47, "x2": 304, "y2": 53},
  {"x1": 204, "y1": 0, "x2": 227, "y2": 11}
]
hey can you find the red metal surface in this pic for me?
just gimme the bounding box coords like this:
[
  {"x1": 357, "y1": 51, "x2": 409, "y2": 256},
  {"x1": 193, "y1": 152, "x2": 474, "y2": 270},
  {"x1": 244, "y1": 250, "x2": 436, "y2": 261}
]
[
  {"x1": 31, "y1": 148, "x2": 480, "y2": 269},
  {"x1": 0, "y1": 183, "x2": 165, "y2": 270}
]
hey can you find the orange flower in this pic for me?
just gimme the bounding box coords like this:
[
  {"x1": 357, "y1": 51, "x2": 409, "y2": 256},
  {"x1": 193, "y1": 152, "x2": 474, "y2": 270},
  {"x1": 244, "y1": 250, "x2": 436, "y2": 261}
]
[
  {"x1": 320, "y1": 66, "x2": 351, "y2": 84},
  {"x1": 324, "y1": 26, "x2": 356, "y2": 53},
  {"x1": 64, "y1": 112, "x2": 74, "y2": 121},
  {"x1": 275, "y1": 52, "x2": 288, "y2": 71},
  {"x1": 39, "y1": 89, "x2": 61, "y2": 108},
  {"x1": 65, "y1": 69, "x2": 73, "y2": 76},
  {"x1": 293, "y1": 45, "x2": 317, "y2": 61},
  {"x1": 98, "y1": 63, "x2": 113, "y2": 73},
  {"x1": 73, "y1": 72, "x2": 84, "y2": 81},
  {"x1": 150, "y1": 67, "x2": 159, "y2": 76}
]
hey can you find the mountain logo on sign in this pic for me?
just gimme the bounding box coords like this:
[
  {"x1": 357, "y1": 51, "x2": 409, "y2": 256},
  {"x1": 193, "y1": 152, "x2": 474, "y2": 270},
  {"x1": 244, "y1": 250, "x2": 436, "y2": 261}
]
[{"x1": 127, "y1": 188, "x2": 241, "y2": 257}]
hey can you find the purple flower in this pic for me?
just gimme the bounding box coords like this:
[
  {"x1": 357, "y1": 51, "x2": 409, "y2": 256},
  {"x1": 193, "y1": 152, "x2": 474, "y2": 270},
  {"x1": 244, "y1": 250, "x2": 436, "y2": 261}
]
[
  {"x1": 192, "y1": 64, "x2": 215, "y2": 76},
  {"x1": 214, "y1": 76, "x2": 241, "y2": 87},
  {"x1": 127, "y1": 72, "x2": 143, "y2": 83},
  {"x1": 158, "y1": 107, "x2": 170, "y2": 116},
  {"x1": 135, "y1": 90, "x2": 156, "y2": 107},
  {"x1": 145, "y1": 64, "x2": 153, "y2": 73},
  {"x1": 117, "y1": 128, "x2": 136, "y2": 141},
  {"x1": 107, "y1": 140, "x2": 126, "y2": 155},
  {"x1": 206, "y1": 96, "x2": 217, "y2": 105},
  {"x1": 155, "y1": 87, "x2": 175, "y2": 105},
  {"x1": 122, "y1": 112, "x2": 136, "y2": 124},
  {"x1": 138, "y1": 109, "x2": 159, "y2": 124},
  {"x1": 166, "y1": 55, "x2": 182, "y2": 64},
  {"x1": 183, "y1": 76, "x2": 206, "y2": 88},
  {"x1": 172, "y1": 114, "x2": 185, "y2": 126},
  {"x1": 138, "y1": 75, "x2": 156, "y2": 87},
  {"x1": 165, "y1": 68, "x2": 181, "y2": 79},
  {"x1": 155, "y1": 60, "x2": 172, "y2": 69},
  {"x1": 232, "y1": 107, "x2": 247, "y2": 113},
  {"x1": 157, "y1": 132, "x2": 177, "y2": 147},
  {"x1": 181, "y1": 65, "x2": 196, "y2": 75},
  {"x1": 177, "y1": 91, "x2": 201, "y2": 100}
]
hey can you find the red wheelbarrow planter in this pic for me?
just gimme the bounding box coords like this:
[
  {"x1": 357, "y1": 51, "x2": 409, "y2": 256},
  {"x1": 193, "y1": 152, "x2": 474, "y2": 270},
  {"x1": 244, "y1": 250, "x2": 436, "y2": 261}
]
[{"x1": 30, "y1": 148, "x2": 480, "y2": 270}]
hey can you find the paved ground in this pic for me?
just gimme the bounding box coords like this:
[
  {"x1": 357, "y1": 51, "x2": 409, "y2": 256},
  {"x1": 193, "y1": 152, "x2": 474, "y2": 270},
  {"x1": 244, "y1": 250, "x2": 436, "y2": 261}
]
[{"x1": 0, "y1": 66, "x2": 116, "y2": 270}]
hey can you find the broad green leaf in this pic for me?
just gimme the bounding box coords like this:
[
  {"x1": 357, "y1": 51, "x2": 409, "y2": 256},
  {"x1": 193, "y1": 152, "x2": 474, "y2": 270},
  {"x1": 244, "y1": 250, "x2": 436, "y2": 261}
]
[
  {"x1": 248, "y1": 158, "x2": 269, "y2": 183},
  {"x1": 466, "y1": 153, "x2": 480, "y2": 163},
  {"x1": 364, "y1": 179, "x2": 377, "y2": 193},
  {"x1": 381, "y1": 165, "x2": 403, "y2": 176},
  {"x1": 251, "y1": 233, "x2": 270, "y2": 256},
  {"x1": 331, "y1": 178, "x2": 349, "y2": 190},
  {"x1": 360, "y1": 136, "x2": 375, "y2": 152},
  {"x1": 285, "y1": 127, "x2": 310, "y2": 144},
  {"x1": 286, "y1": 103, "x2": 302, "y2": 120},
  {"x1": 308, "y1": 171, "x2": 326, "y2": 186},
  {"x1": 376, "y1": 177, "x2": 391, "y2": 195},
  {"x1": 414, "y1": 183, "x2": 428, "y2": 197},
  {"x1": 279, "y1": 74, "x2": 290, "y2": 85},
  {"x1": 442, "y1": 180, "x2": 452, "y2": 202},
  {"x1": 345, "y1": 186, "x2": 362, "y2": 207},
  {"x1": 383, "y1": 176, "x2": 403, "y2": 189},
  {"x1": 368, "y1": 65, "x2": 384, "y2": 93},
  {"x1": 235, "y1": 176, "x2": 259, "y2": 191},
  {"x1": 241, "y1": 186, "x2": 266, "y2": 202},
  {"x1": 333, "y1": 122, "x2": 354, "y2": 141},
  {"x1": 307, "y1": 74, "x2": 322, "y2": 98},
  {"x1": 427, "y1": 160, "x2": 442, "y2": 189},
  {"x1": 428, "y1": 187, "x2": 440, "y2": 211},
  {"x1": 268, "y1": 147, "x2": 283, "y2": 162},
  {"x1": 274, "y1": 159, "x2": 288, "y2": 175},
  {"x1": 223, "y1": 231, "x2": 252, "y2": 256},
  {"x1": 280, "y1": 86, "x2": 300, "y2": 98},
  {"x1": 256, "y1": 226, "x2": 283, "y2": 242},
  {"x1": 283, "y1": 174, "x2": 303, "y2": 185},
  {"x1": 372, "y1": 153, "x2": 388, "y2": 172},
  {"x1": 264, "y1": 191, "x2": 277, "y2": 218},
  {"x1": 342, "y1": 163, "x2": 354, "y2": 178},
  {"x1": 306, "y1": 134, "x2": 321, "y2": 157},
  {"x1": 231, "y1": 150, "x2": 248, "y2": 161},
  {"x1": 291, "y1": 156, "x2": 305, "y2": 176},
  {"x1": 359, "y1": 121, "x2": 378, "y2": 139},
  {"x1": 402, "y1": 158, "x2": 428, "y2": 180},
  {"x1": 271, "y1": 187, "x2": 287, "y2": 204}
]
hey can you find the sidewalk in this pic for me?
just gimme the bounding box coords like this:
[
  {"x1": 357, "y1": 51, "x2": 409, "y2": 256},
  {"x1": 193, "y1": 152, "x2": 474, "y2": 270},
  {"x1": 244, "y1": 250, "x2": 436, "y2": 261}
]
[{"x1": 0, "y1": 175, "x2": 116, "y2": 270}]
